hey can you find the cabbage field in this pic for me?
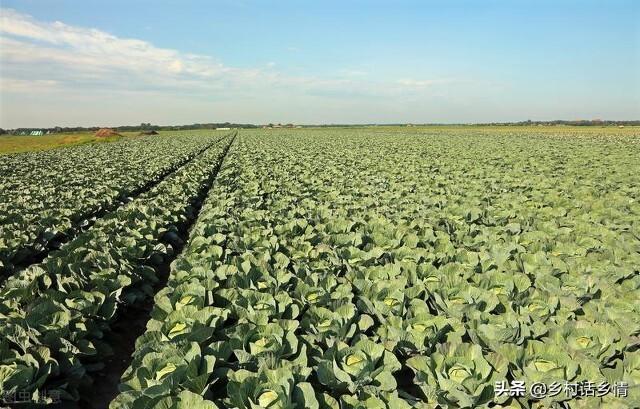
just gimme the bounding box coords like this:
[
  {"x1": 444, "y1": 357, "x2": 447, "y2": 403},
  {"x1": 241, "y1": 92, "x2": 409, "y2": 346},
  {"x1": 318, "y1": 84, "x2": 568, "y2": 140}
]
[{"x1": 1, "y1": 127, "x2": 639, "y2": 409}]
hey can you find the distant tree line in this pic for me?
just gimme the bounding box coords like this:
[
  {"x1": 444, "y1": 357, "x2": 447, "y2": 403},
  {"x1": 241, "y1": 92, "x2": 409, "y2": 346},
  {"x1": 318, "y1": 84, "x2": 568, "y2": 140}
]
[
  {"x1": 2, "y1": 120, "x2": 638, "y2": 135},
  {"x1": 279, "y1": 120, "x2": 640, "y2": 127},
  {"x1": 1, "y1": 122, "x2": 259, "y2": 135},
  {"x1": 126, "y1": 122, "x2": 259, "y2": 131},
  {"x1": 471, "y1": 120, "x2": 640, "y2": 127}
]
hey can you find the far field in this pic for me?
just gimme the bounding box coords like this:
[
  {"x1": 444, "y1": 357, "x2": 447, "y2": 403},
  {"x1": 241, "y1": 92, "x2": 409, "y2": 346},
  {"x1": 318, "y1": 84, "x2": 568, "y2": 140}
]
[
  {"x1": 0, "y1": 131, "x2": 140, "y2": 154},
  {"x1": 0, "y1": 125, "x2": 638, "y2": 155}
]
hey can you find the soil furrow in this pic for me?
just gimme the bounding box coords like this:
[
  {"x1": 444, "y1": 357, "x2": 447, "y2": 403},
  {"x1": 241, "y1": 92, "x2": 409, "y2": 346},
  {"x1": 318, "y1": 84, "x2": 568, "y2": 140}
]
[
  {"x1": 2, "y1": 135, "x2": 227, "y2": 282},
  {"x1": 77, "y1": 132, "x2": 237, "y2": 409}
]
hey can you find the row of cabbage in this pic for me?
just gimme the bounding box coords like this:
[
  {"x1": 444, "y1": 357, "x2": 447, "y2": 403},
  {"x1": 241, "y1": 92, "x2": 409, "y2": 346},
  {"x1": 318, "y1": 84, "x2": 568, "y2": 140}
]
[
  {"x1": 0, "y1": 133, "x2": 235, "y2": 404},
  {"x1": 0, "y1": 133, "x2": 221, "y2": 278},
  {"x1": 112, "y1": 129, "x2": 639, "y2": 409}
]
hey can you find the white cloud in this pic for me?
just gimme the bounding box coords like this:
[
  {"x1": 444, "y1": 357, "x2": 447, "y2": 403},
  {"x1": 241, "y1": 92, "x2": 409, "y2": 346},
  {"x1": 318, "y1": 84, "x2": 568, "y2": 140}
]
[
  {"x1": 0, "y1": 8, "x2": 264, "y2": 91},
  {"x1": 0, "y1": 8, "x2": 469, "y2": 127},
  {"x1": 396, "y1": 78, "x2": 454, "y2": 88},
  {"x1": 0, "y1": 8, "x2": 457, "y2": 97},
  {"x1": 0, "y1": 78, "x2": 60, "y2": 92},
  {"x1": 339, "y1": 69, "x2": 368, "y2": 77}
]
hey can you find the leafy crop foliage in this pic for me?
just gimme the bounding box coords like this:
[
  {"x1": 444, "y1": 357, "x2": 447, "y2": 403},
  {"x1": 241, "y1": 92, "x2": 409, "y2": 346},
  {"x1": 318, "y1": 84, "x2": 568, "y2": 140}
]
[
  {"x1": 111, "y1": 128, "x2": 639, "y2": 408},
  {"x1": 0, "y1": 134, "x2": 234, "y2": 402},
  {"x1": 0, "y1": 134, "x2": 220, "y2": 277}
]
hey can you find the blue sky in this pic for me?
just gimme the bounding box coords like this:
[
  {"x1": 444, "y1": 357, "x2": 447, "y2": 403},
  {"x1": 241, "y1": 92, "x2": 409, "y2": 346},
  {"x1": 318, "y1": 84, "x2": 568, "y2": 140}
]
[{"x1": 0, "y1": 0, "x2": 638, "y2": 127}]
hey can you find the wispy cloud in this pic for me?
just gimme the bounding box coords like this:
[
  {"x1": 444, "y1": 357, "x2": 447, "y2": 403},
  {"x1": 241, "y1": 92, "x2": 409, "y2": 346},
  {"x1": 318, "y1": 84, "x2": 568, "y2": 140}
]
[
  {"x1": 396, "y1": 78, "x2": 456, "y2": 88},
  {"x1": 339, "y1": 69, "x2": 369, "y2": 77},
  {"x1": 0, "y1": 8, "x2": 468, "y2": 127},
  {"x1": 0, "y1": 8, "x2": 258, "y2": 90},
  {"x1": 0, "y1": 78, "x2": 61, "y2": 92},
  {"x1": 0, "y1": 8, "x2": 460, "y2": 96}
]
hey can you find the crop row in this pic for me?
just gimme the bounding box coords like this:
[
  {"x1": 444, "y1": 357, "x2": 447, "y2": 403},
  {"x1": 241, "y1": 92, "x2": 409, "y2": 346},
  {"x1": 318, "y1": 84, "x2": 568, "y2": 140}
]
[
  {"x1": 0, "y1": 132, "x2": 235, "y2": 404},
  {"x1": 0, "y1": 133, "x2": 222, "y2": 278},
  {"x1": 111, "y1": 130, "x2": 639, "y2": 409}
]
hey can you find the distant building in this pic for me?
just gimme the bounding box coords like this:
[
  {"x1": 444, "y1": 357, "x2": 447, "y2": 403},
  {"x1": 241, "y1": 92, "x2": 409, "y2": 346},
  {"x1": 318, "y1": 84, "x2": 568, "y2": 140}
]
[
  {"x1": 12, "y1": 129, "x2": 51, "y2": 135},
  {"x1": 216, "y1": 127, "x2": 231, "y2": 131}
]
